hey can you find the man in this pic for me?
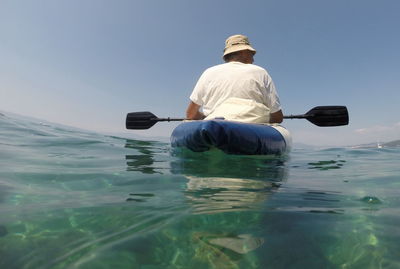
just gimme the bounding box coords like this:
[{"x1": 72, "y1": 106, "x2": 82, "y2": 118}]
[{"x1": 186, "y1": 34, "x2": 283, "y2": 124}]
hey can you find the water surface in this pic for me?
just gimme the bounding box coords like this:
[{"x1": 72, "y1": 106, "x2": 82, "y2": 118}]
[{"x1": 1, "y1": 112, "x2": 399, "y2": 268}]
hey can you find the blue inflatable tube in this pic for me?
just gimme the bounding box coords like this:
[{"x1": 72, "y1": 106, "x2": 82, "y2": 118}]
[{"x1": 171, "y1": 120, "x2": 291, "y2": 155}]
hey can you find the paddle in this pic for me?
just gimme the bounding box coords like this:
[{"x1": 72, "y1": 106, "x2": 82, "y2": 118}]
[
  {"x1": 283, "y1": 106, "x2": 349, "y2": 127},
  {"x1": 126, "y1": 106, "x2": 349, "y2": 129},
  {"x1": 125, "y1": 112, "x2": 184, "y2": 130}
]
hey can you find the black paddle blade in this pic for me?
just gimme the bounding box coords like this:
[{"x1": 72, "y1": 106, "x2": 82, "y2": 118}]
[
  {"x1": 305, "y1": 106, "x2": 349, "y2": 127},
  {"x1": 126, "y1": 111, "x2": 158, "y2": 129}
]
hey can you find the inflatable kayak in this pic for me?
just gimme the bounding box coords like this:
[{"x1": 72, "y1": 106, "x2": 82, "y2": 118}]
[
  {"x1": 126, "y1": 106, "x2": 347, "y2": 154},
  {"x1": 171, "y1": 120, "x2": 292, "y2": 155}
]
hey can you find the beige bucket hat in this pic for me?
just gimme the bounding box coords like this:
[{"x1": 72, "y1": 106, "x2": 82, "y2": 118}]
[{"x1": 223, "y1": 34, "x2": 256, "y2": 57}]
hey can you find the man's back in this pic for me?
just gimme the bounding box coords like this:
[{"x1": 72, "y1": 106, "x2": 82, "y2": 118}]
[{"x1": 190, "y1": 62, "x2": 277, "y2": 116}]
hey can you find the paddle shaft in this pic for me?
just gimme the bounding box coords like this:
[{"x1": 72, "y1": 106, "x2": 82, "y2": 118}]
[
  {"x1": 283, "y1": 114, "x2": 307, "y2": 119},
  {"x1": 126, "y1": 106, "x2": 349, "y2": 129},
  {"x1": 154, "y1": 117, "x2": 184, "y2": 122}
]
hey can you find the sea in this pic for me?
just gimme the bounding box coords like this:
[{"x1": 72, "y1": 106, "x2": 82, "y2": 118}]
[{"x1": 1, "y1": 111, "x2": 399, "y2": 269}]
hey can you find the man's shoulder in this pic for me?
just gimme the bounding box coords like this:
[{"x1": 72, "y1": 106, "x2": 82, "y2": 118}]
[
  {"x1": 205, "y1": 63, "x2": 230, "y2": 71},
  {"x1": 202, "y1": 62, "x2": 268, "y2": 76},
  {"x1": 199, "y1": 63, "x2": 230, "y2": 77},
  {"x1": 246, "y1": 63, "x2": 267, "y2": 72}
]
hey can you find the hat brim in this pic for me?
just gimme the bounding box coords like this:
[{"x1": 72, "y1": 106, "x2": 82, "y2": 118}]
[{"x1": 223, "y1": 44, "x2": 256, "y2": 57}]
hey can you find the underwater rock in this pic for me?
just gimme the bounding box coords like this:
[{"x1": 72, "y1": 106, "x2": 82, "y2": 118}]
[{"x1": 209, "y1": 234, "x2": 264, "y2": 254}]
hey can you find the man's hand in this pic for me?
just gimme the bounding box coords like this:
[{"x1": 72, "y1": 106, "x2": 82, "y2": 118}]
[
  {"x1": 186, "y1": 101, "x2": 205, "y2": 120},
  {"x1": 270, "y1": 110, "x2": 283, "y2": 123}
]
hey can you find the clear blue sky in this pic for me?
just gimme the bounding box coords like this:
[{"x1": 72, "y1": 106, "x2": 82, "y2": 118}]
[{"x1": 1, "y1": 0, "x2": 399, "y2": 146}]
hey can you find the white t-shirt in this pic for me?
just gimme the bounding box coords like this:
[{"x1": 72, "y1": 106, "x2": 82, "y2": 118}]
[{"x1": 190, "y1": 62, "x2": 281, "y2": 122}]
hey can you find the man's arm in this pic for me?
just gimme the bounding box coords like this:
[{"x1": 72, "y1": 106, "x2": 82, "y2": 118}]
[
  {"x1": 186, "y1": 101, "x2": 205, "y2": 120},
  {"x1": 270, "y1": 109, "x2": 283, "y2": 123}
]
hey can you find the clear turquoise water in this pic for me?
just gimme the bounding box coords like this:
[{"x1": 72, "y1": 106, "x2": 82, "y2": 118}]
[{"x1": 1, "y1": 112, "x2": 399, "y2": 269}]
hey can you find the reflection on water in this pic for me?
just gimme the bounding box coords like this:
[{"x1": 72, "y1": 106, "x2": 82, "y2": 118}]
[
  {"x1": 126, "y1": 193, "x2": 155, "y2": 202},
  {"x1": 184, "y1": 176, "x2": 281, "y2": 214},
  {"x1": 170, "y1": 148, "x2": 288, "y2": 179},
  {"x1": 169, "y1": 147, "x2": 289, "y2": 215},
  {"x1": 124, "y1": 139, "x2": 169, "y2": 174},
  {"x1": 125, "y1": 139, "x2": 159, "y2": 174},
  {"x1": 125, "y1": 144, "x2": 290, "y2": 267},
  {"x1": 308, "y1": 160, "x2": 346, "y2": 170},
  {"x1": 125, "y1": 154, "x2": 160, "y2": 174}
]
